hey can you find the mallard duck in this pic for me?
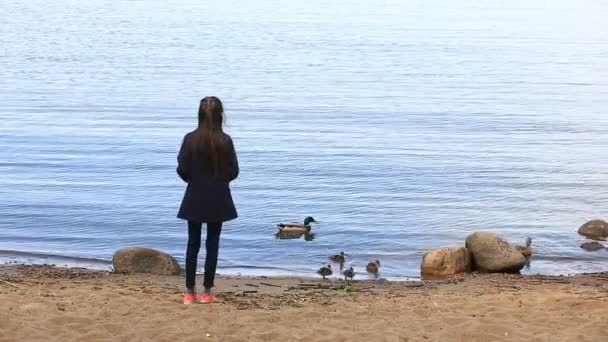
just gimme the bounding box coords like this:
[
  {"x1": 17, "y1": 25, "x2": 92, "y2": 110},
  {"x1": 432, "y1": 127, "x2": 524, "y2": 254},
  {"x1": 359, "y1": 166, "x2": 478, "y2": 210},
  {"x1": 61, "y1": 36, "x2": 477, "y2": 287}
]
[
  {"x1": 275, "y1": 230, "x2": 316, "y2": 241},
  {"x1": 343, "y1": 266, "x2": 355, "y2": 281},
  {"x1": 317, "y1": 264, "x2": 332, "y2": 279},
  {"x1": 366, "y1": 260, "x2": 381, "y2": 276},
  {"x1": 329, "y1": 251, "x2": 345, "y2": 264},
  {"x1": 276, "y1": 216, "x2": 317, "y2": 234},
  {"x1": 276, "y1": 225, "x2": 312, "y2": 235},
  {"x1": 515, "y1": 237, "x2": 533, "y2": 257},
  {"x1": 275, "y1": 230, "x2": 306, "y2": 240}
]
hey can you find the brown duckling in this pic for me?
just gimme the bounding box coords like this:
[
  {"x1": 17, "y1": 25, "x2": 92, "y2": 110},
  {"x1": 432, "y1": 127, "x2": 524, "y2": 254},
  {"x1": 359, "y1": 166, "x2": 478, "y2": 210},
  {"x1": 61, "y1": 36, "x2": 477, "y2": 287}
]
[{"x1": 366, "y1": 260, "x2": 381, "y2": 276}]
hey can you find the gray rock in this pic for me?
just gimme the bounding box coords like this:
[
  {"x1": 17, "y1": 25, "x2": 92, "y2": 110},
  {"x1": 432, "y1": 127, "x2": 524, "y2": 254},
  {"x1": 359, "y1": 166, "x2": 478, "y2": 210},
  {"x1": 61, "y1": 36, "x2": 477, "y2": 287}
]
[
  {"x1": 465, "y1": 232, "x2": 526, "y2": 273},
  {"x1": 421, "y1": 247, "x2": 472, "y2": 279},
  {"x1": 113, "y1": 247, "x2": 182, "y2": 275},
  {"x1": 578, "y1": 220, "x2": 608, "y2": 240},
  {"x1": 580, "y1": 241, "x2": 605, "y2": 252}
]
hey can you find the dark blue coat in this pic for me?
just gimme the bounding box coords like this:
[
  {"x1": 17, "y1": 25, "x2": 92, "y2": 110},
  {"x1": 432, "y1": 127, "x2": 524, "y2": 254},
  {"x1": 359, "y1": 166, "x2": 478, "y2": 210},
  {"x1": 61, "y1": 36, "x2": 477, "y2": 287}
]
[{"x1": 177, "y1": 131, "x2": 239, "y2": 223}]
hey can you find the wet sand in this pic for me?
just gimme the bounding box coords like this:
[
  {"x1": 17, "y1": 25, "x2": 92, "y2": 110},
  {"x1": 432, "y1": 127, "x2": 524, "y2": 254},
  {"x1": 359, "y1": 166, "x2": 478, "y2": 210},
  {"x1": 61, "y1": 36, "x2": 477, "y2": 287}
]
[{"x1": 1, "y1": 265, "x2": 607, "y2": 341}]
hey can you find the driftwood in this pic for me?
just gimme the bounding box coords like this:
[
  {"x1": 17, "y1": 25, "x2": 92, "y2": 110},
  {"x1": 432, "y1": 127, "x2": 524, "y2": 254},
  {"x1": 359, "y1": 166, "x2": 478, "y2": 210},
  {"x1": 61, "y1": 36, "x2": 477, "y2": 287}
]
[
  {"x1": 259, "y1": 282, "x2": 283, "y2": 288},
  {"x1": 297, "y1": 283, "x2": 336, "y2": 289}
]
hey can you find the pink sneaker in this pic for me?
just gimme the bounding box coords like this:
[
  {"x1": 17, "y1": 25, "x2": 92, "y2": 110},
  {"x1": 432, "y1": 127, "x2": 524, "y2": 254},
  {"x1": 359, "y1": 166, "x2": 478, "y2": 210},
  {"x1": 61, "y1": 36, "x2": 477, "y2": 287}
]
[
  {"x1": 183, "y1": 293, "x2": 197, "y2": 305},
  {"x1": 198, "y1": 294, "x2": 220, "y2": 304}
]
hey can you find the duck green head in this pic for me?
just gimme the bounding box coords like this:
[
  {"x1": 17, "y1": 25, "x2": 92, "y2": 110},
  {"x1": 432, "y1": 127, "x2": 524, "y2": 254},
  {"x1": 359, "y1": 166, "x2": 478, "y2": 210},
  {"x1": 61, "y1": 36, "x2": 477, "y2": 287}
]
[{"x1": 304, "y1": 216, "x2": 317, "y2": 225}]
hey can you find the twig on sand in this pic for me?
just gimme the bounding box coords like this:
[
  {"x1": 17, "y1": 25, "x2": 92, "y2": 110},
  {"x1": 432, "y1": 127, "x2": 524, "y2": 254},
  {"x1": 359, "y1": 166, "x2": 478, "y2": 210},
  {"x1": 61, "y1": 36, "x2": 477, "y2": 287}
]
[
  {"x1": 259, "y1": 282, "x2": 282, "y2": 288},
  {"x1": 497, "y1": 285, "x2": 521, "y2": 290},
  {"x1": 298, "y1": 283, "x2": 325, "y2": 287},
  {"x1": 297, "y1": 283, "x2": 334, "y2": 289},
  {"x1": 0, "y1": 279, "x2": 20, "y2": 289}
]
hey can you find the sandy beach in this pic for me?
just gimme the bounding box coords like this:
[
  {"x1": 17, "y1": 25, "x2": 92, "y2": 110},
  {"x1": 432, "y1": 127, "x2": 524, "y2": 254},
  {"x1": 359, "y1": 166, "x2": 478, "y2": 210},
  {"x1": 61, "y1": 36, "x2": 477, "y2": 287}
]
[{"x1": 0, "y1": 266, "x2": 607, "y2": 341}]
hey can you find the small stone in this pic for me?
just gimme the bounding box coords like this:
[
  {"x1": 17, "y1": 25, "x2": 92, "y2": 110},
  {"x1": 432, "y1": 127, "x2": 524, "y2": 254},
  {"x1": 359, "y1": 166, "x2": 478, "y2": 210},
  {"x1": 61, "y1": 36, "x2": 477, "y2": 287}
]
[
  {"x1": 580, "y1": 241, "x2": 605, "y2": 252},
  {"x1": 578, "y1": 220, "x2": 608, "y2": 240}
]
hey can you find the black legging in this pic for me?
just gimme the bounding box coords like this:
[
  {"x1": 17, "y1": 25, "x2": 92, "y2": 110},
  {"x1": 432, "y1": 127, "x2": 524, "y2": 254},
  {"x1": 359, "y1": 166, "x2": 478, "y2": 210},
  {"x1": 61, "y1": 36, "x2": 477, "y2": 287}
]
[{"x1": 185, "y1": 221, "x2": 223, "y2": 292}]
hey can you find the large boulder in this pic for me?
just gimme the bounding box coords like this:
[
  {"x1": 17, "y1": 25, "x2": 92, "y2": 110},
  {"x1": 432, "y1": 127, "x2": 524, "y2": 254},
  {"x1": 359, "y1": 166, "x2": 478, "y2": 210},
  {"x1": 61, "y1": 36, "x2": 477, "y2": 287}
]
[
  {"x1": 578, "y1": 220, "x2": 608, "y2": 240},
  {"x1": 421, "y1": 247, "x2": 472, "y2": 279},
  {"x1": 113, "y1": 247, "x2": 182, "y2": 275},
  {"x1": 465, "y1": 232, "x2": 526, "y2": 273}
]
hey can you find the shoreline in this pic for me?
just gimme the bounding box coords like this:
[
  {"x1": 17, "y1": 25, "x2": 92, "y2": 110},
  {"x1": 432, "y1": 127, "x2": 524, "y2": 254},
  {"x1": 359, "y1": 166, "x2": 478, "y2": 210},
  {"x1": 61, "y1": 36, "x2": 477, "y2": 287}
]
[
  {"x1": 2, "y1": 249, "x2": 424, "y2": 281},
  {"x1": 3, "y1": 247, "x2": 606, "y2": 282},
  {"x1": 2, "y1": 265, "x2": 608, "y2": 341}
]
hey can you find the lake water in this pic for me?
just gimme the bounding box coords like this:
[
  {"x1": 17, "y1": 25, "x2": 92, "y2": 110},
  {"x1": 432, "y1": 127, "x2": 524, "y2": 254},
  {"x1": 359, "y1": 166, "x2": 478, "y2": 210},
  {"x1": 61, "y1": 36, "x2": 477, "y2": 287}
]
[{"x1": 1, "y1": 0, "x2": 607, "y2": 280}]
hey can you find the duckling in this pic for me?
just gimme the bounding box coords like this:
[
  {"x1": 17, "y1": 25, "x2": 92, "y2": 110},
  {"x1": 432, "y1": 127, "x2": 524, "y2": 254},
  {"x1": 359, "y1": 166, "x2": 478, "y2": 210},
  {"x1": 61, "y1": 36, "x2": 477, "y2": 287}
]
[
  {"x1": 366, "y1": 260, "x2": 381, "y2": 277},
  {"x1": 276, "y1": 217, "x2": 317, "y2": 234},
  {"x1": 515, "y1": 237, "x2": 533, "y2": 257},
  {"x1": 317, "y1": 264, "x2": 332, "y2": 280},
  {"x1": 329, "y1": 251, "x2": 346, "y2": 264},
  {"x1": 343, "y1": 266, "x2": 355, "y2": 281}
]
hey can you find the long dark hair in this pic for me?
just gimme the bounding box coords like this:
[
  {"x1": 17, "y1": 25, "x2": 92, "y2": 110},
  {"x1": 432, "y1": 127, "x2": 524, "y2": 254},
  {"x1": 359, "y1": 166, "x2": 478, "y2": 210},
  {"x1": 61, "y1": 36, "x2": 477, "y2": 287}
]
[{"x1": 191, "y1": 96, "x2": 226, "y2": 176}]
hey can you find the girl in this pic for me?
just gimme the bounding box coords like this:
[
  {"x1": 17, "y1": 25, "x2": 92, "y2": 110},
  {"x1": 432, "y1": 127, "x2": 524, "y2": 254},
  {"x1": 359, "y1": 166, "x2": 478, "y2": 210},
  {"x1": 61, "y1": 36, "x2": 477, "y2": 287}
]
[{"x1": 177, "y1": 96, "x2": 239, "y2": 304}]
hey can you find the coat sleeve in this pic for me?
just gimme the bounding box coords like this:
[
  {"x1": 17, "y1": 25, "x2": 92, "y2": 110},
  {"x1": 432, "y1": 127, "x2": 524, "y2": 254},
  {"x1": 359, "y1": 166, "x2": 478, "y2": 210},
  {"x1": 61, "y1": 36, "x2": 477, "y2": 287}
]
[
  {"x1": 226, "y1": 137, "x2": 239, "y2": 182},
  {"x1": 177, "y1": 135, "x2": 191, "y2": 182}
]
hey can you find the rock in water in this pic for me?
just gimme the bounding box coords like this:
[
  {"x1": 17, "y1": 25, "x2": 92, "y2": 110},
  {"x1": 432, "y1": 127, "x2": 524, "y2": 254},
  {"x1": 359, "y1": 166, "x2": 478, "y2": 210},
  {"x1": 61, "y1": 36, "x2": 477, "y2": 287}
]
[
  {"x1": 421, "y1": 247, "x2": 472, "y2": 279},
  {"x1": 113, "y1": 247, "x2": 182, "y2": 275},
  {"x1": 580, "y1": 241, "x2": 605, "y2": 252},
  {"x1": 578, "y1": 220, "x2": 608, "y2": 240},
  {"x1": 465, "y1": 232, "x2": 526, "y2": 273}
]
